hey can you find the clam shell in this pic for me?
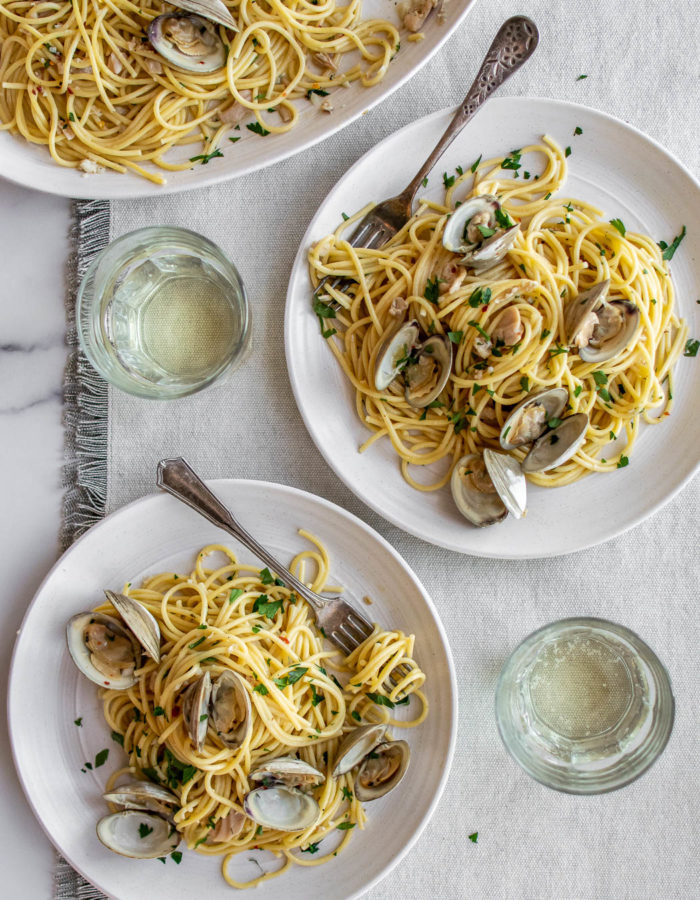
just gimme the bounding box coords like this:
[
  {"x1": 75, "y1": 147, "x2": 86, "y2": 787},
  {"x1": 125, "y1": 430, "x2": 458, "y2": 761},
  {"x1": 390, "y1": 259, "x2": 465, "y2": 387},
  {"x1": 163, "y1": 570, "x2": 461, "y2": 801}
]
[
  {"x1": 250, "y1": 756, "x2": 325, "y2": 788},
  {"x1": 442, "y1": 195, "x2": 499, "y2": 253},
  {"x1": 104, "y1": 590, "x2": 161, "y2": 662},
  {"x1": 66, "y1": 612, "x2": 141, "y2": 690},
  {"x1": 522, "y1": 413, "x2": 588, "y2": 473},
  {"x1": 171, "y1": 0, "x2": 238, "y2": 30},
  {"x1": 96, "y1": 810, "x2": 180, "y2": 859},
  {"x1": 469, "y1": 224, "x2": 520, "y2": 270},
  {"x1": 181, "y1": 671, "x2": 211, "y2": 751},
  {"x1": 451, "y1": 453, "x2": 508, "y2": 528},
  {"x1": 243, "y1": 785, "x2": 320, "y2": 832},
  {"x1": 483, "y1": 449, "x2": 527, "y2": 519},
  {"x1": 579, "y1": 301, "x2": 641, "y2": 364},
  {"x1": 103, "y1": 782, "x2": 179, "y2": 819},
  {"x1": 564, "y1": 280, "x2": 610, "y2": 347},
  {"x1": 332, "y1": 724, "x2": 386, "y2": 777},
  {"x1": 500, "y1": 387, "x2": 569, "y2": 450},
  {"x1": 404, "y1": 335, "x2": 452, "y2": 409},
  {"x1": 148, "y1": 14, "x2": 226, "y2": 74},
  {"x1": 374, "y1": 320, "x2": 420, "y2": 391},
  {"x1": 210, "y1": 670, "x2": 252, "y2": 750},
  {"x1": 354, "y1": 740, "x2": 410, "y2": 802}
]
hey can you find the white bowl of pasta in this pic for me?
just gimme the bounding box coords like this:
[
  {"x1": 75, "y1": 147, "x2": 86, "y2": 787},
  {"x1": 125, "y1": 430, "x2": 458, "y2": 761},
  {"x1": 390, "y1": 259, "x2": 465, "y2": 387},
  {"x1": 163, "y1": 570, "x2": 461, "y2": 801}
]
[
  {"x1": 9, "y1": 480, "x2": 456, "y2": 899},
  {"x1": 0, "y1": 0, "x2": 475, "y2": 198},
  {"x1": 285, "y1": 96, "x2": 700, "y2": 557}
]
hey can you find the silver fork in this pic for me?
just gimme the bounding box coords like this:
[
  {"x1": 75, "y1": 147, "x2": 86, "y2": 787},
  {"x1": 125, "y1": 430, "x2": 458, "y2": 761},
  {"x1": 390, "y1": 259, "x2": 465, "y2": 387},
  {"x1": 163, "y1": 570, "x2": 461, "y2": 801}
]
[
  {"x1": 156, "y1": 458, "x2": 389, "y2": 660},
  {"x1": 313, "y1": 15, "x2": 539, "y2": 309}
]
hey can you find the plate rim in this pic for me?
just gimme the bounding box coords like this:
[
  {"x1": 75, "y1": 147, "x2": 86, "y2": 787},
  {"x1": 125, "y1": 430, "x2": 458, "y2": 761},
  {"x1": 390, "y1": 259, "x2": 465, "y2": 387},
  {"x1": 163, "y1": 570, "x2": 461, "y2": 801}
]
[
  {"x1": 7, "y1": 478, "x2": 458, "y2": 900},
  {"x1": 284, "y1": 95, "x2": 700, "y2": 558},
  {"x1": 0, "y1": 2, "x2": 476, "y2": 200}
]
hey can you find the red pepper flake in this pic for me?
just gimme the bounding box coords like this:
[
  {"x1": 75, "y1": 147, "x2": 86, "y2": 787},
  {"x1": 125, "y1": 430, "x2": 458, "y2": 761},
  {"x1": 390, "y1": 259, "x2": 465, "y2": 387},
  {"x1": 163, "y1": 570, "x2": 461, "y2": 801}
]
[
  {"x1": 280, "y1": 636, "x2": 290, "y2": 645},
  {"x1": 482, "y1": 305, "x2": 488, "y2": 311}
]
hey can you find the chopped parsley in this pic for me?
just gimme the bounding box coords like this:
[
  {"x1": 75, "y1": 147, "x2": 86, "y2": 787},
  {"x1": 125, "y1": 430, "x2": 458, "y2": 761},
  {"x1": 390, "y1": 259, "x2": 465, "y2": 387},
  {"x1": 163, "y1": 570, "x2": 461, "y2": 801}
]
[
  {"x1": 111, "y1": 730, "x2": 124, "y2": 747},
  {"x1": 443, "y1": 172, "x2": 456, "y2": 189},
  {"x1": 574, "y1": 126, "x2": 583, "y2": 135},
  {"x1": 153, "y1": 706, "x2": 166, "y2": 716},
  {"x1": 468, "y1": 320, "x2": 490, "y2": 341},
  {"x1": 302, "y1": 843, "x2": 320, "y2": 854},
  {"x1": 501, "y1": 149, "x2": 522, "y2": 172},
  {"x1": 573, "y1": 384, "x2": 583, "y2": 397},
  {"x1": 74, "y1": 717, "x2": 83, "y2": 727},
  {"x1": 253, "y1": 683, "x2": 269, "y2": 695},
  {"x1": 519, "y1": 375, "x2": 530, "y2": 392},
  {"x1": 366, "y1": 691, "x2": 394, "y2": 708},
  {"x1": 164, "y1": 749, "x2": 197, "y2": 788},
  {"x1": 468, "y1": 832, "x2": 478, "y2": 843},
  {"x1": 447, "y1": 330, "x2": 463, "y2": 344},
  {"x1": 421, "y1": 176, "x2": 428, "y2": 187},
  {"x1": 548, "y1": 342, "x2": 568, "y2": 357},
  {"x1": 189, "y1": 148, "x2": 223, "y2": 165},
  {"x1": 494, "y1": 207, "x2": 515, "y2": 229},
  {"x1": 341, "y1": 212, "x2": 350, "y2": 221},
  {"x1": 246, "y1": 121, "x2": 270, "y2": 136},
  {"x1": 260, "y1": 567, "x2": 274, "y2": 584},
  {"x1": 565, "y1": 146, "x2": 572, "y2": 158},
  {"x1": 470, "y1": 154, "x2": 482, "y2": 173},
  {"x1": 171, "y1": 851, "x2": 183, "y2": 864},
  {"x1": 138, "y1": 823, "x2": 154, "y2": 839},
  {"x1": 684, "y1": 338, "x2": 699, "y2": 357},
  {"x1": 468, "y1": 286, "x2": 491, "y2": 308},
  {"x1": 477, "y1": 224, "x2": 496, "y2": 239},
  {"x1": 337, "y1": 822, "x2": 356, "y2": 830},
  {"x1": 306, "y1": 88, "x2": 330, "y2": 98},
  {"x1": 274, "y1": 666, "x2": 308, "y2": 689},
  {"x1": 609, "y1": 218, "x2": 626, "y2": 237},
  {"x1": 658, "y1": 225, "x2": 686, "y2": 260},
  {"x1": 94, "y1": 748, "x2": 109, "y2": 768},
  {"x1": 229, "y1": 588, "x2": 244, "y2": 603},
  {"x1": 253, "y1": 594, "x2": 283, "y2": 619},
  {"x1": 617, "y1": 455, "x2": 629, "y2": 468},
  {"x1": 351, "y1": 710, "x2": 361, "y2": 721},
  {"x1": 228, "y1": 136, "x2": 240, "y2": 144},
  {"x1": 576, "y1": 74, "x2": 588, "y2": 80},
  {"x1": 540, "y1": 328, "x2": 551, "y2": 340},
  {"x1": 424, "y1": 276, "x2": 441, "y2": 305},
  {"x1": 188, "y1": 636, "x2": 206, "y2": 650}
]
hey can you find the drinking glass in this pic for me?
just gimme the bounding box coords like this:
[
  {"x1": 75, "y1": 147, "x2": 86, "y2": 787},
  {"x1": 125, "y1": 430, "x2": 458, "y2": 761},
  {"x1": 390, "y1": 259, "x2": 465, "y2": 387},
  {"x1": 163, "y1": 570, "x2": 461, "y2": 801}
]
[
  {"x1": 495, "y1": 617, "x2": 674, "y2": 794},
  {"x1": 77, "y1": 226, "x2": 250, "y2": 399}
]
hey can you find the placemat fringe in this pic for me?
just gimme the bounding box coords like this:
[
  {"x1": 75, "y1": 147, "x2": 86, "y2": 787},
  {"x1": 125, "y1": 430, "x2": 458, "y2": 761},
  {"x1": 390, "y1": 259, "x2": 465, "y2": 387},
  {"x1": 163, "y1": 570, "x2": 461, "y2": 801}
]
[{"x1": 60, "y1": 199, "x2": 110, "y2": 552}]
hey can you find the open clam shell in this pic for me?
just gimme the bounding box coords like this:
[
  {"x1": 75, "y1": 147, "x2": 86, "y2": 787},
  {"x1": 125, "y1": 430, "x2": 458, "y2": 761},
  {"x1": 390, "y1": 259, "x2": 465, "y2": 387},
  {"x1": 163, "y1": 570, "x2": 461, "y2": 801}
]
[
  {"x1": 96, "y1": 810, "x2": 180, "y2": 859},
  {"x1": 355, "y1": 740, "x2": 410, "y2": 801},
  {"x1": 579, "y1": 301, "x2": 641, "y2": 364},
  {"x1": 500, "y1": 387, "x2": 569, "y2": 451},
  {"x1": 66, "y1": 612, "x2": 142, "y2": 690},
  {"x1": 522, "y1": 413, "x2": 588, "y2": 473},
  {"x1": 182, "y1": 671, "x2": 212, "y2": 751},
  {"x1": 244, "y1": 785, "x2": 320, "y2": 832},
  {"x1": 148, "y1": 14, "x2": 227, "y2": 74},
  {"x1": 210, "y1": 669, "x2": 252, "y2": 750},
  {"x1": 332, "y1": 724, "x2": 386, "y2": 777},
  {"x1": 172, "y1": 0, "x2": 238, "y2": 30},
  {"x1": 373, "y1": 320, "x2": 420, "y2": 391},
  {"x1": 103, "y1": 782, "x2": 179, "y2": 819},
  {"x1": 442, "y1": 195, "x2": 519, "y2": 270},
  {"x1": 404, "y1": 335, "x2": 452, "y2": 409},
  {"x1": 483, "y1": 449, "x2": 527, "y2": 520},
  {"x1": 250, "y1": 756, "x2": 325, "y2": 789},
  {"x1": 104, "y1": 590, "x2": 161, "y2": 662},
  {"x1": 450, "y1": 453, "x2": 508, "y2": 528}
]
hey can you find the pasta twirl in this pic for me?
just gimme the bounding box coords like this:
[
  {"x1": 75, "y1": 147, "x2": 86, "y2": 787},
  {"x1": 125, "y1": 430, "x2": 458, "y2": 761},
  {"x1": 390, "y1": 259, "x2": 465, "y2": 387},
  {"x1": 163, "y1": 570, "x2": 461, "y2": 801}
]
[{"x1": 308, "y1": 137, "x2": 687, "y2": 491}]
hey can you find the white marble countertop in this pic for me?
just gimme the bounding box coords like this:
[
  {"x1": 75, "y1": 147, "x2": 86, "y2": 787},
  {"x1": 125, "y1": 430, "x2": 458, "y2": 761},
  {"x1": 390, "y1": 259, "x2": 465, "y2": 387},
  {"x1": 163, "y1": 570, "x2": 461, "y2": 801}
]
[{"x1": 1, "y1": 180, "x2": 70, "y2": 897}]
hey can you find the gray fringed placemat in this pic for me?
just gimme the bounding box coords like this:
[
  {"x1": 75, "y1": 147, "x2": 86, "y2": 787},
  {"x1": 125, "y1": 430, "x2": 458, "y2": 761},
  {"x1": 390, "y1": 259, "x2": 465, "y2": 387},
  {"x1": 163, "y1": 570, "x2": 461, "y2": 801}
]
[{"x1": 57, "y1": 199, "x2": 111, "y2": 899}]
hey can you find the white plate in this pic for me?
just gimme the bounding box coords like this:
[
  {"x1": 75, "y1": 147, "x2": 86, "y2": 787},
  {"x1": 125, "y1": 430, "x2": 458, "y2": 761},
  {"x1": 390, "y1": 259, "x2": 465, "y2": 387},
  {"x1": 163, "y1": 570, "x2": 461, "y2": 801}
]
[
  {"x1": 8, "y1": 480, "x2": 456, "y2": 900},
  {"x1": 284, "y1": 97, "x2": 700, "y2": 558},
  {"x1": 0, "y1": 3, "x2": 474, "y2": 200}
]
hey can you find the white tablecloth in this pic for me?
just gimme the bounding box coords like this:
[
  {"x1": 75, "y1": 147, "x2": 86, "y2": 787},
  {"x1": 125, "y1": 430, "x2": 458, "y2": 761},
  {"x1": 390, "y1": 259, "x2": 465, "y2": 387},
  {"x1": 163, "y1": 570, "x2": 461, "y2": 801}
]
[{"x1": 94, "y1": 0, "x2": 700, "y2": 896}]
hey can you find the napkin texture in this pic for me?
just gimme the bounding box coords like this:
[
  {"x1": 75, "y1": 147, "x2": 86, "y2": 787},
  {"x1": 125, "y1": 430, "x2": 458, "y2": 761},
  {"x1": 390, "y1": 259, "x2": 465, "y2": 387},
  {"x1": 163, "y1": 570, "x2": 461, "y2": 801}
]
[{"x1": 62, "y1": 1, "x2": 700, "y2": 897}]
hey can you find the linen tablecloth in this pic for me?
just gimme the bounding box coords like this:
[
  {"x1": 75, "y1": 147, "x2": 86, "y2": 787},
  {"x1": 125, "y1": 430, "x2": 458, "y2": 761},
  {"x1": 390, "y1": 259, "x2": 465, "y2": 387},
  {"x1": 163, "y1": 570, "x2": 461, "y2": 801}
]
[{"x1": 60, "y1": 1, "x2": 700, "y2": 897}]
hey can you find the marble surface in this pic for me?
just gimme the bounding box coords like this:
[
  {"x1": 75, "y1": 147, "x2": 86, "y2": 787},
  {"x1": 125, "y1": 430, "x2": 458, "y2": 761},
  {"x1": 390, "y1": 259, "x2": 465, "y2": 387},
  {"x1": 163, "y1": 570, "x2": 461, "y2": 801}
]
[{"x1": 0, "y1": 180, "x2": 70, "y2": 897}]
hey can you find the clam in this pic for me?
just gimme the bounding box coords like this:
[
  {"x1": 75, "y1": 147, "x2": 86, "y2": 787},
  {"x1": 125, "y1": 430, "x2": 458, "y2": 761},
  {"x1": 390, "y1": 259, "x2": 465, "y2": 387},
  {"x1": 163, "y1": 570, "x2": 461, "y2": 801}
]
[
  {"x1": 67, "y1": 612, "x2": 142, "y2": 689},
  {"x1": 500, "y1": 387, "x2": 568, "y2": 450},
  {"x1": 104, "y1": 590, "x2": 160, "y2": 662},
  {"x1": 404, "y1": 335, "x2": 452, "y2": 409},
  {"x1": 103, "y1": 782, "x2": 179, "y2": 819},
  {"x1": 355, "y1": 740, "x2": 410, "y2": 801},
  {"x1": 451, "y1": 450, "x2": 527, "y2": 527},
  {"x1": 250, "y1": 756, "x2": 325, "y2": 789},
  {"x1": 148, "y1": 13, "x2": 226, "y2": 73},
  {"x1": 182, "y1": 671, "x2": 212, "y2": 752},
  {"x1": 96, "y1": 810, "x2": 180, "y2": 859},
  {"x1": 565, "y1": 280, "x2": 641, "y2": 363},
  {"x1": 442, "y1": 195, "x2": 520, "y2": 270},
  {"x1": 171, "y1": 0, "x2": 238, "y2": 30},
  {"x1": 374, "y1": 319, "x2": 420, "y2": 391},
  {"x1": 210, "y1": 670, "x2": 252, "y2": 750},
  {"x1": 244, "y1": 785, "x2": 320, "y2": 832},
  {"x1": 521, "y1": 413, "x2": 588, "y2": 473},
  {"x1": 332, "y1": 724, "x2": 386, "y2": 777}
]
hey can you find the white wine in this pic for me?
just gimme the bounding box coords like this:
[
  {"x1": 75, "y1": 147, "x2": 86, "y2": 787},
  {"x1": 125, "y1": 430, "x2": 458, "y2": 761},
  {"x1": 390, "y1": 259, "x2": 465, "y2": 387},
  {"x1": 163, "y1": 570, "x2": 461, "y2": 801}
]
[
  {"x1": 496, "y1": 619, "x2": 674, "y2": 793},
  {"x1": 109, "y1": 253, "x2": 242, "y2": 386},
  {"x1": 528, "y1": 635, "x2": 635, "y2": 740}
]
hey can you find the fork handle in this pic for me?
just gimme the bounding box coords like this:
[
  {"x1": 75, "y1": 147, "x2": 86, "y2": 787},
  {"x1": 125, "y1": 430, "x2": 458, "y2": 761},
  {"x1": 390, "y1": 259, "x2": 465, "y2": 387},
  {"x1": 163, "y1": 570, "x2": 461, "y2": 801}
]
[
  {"x1": 156, "y1": 458, "x2": 325, "y2": 611},
  {"x1": 399, "y1": 16, "x2": 539, "y2": 204}
]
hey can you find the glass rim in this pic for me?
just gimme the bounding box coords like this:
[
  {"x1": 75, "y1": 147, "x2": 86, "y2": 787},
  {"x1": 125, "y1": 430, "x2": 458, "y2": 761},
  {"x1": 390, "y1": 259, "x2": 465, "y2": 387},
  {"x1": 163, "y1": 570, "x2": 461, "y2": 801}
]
[
  {"x1": 495, "y1": 616, "x2": 675, "y2": 795},
  {"x1": 76, "y1": 225, "x2": 250, "y2": 400}
]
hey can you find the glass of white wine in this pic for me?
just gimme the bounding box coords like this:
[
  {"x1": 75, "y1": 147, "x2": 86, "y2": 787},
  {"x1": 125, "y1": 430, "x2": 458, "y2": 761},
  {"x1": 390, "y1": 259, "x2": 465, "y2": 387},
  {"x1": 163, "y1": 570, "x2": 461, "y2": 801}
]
[
  {"x1": 495, "y1": 618, "x2": 674, "y2": 794},
  {"x1": 77, "y1": 226, "x2": 249, "y2": 399}
]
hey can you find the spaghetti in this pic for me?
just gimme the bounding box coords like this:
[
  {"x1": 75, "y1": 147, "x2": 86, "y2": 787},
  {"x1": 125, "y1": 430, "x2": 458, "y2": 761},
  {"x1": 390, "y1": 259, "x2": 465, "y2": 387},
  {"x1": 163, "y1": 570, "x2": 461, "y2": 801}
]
[
  {"x1": 308, "y1": 137, "x2": 687, "y2": 490},
  {"x1": 96, "y1": 531, "x2": 426, "y2": 889},
  {"x1": 0, "y1": 0, "x2": 399, "y2": 184}
]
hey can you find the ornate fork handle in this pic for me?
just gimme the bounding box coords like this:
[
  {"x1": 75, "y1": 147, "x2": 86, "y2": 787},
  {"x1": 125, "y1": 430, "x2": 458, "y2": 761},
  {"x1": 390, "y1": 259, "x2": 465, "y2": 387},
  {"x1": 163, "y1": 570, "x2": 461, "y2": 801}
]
[{"x1": 399, "y1": 16, "x2": 539, "y2": 204}]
